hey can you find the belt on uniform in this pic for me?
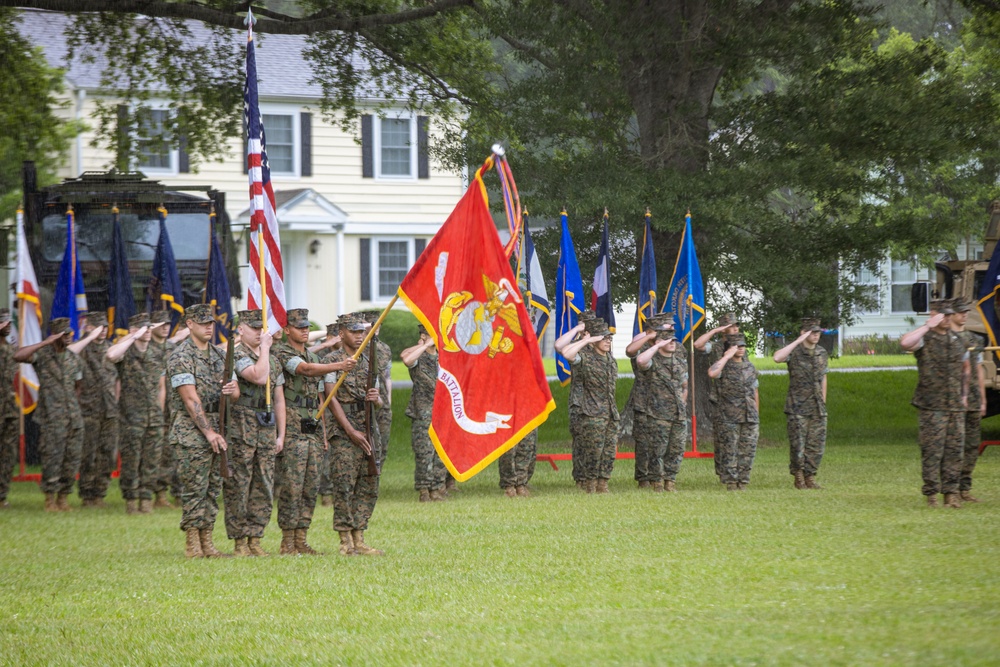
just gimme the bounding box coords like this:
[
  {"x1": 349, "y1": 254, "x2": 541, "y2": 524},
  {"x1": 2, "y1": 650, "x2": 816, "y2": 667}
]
[
  {"x1": 341, "y1": 401, "x2": 366, "y2": 415},
  {"x1": 235, "y1": 397, "x2": 268, "y2": 410},
  {"x1": 290, "y1": 395, "x2": 319, "y2": 410}
]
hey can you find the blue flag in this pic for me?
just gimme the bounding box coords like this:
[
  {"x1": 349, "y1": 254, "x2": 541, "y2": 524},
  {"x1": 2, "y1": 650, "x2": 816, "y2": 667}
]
[
  {"x1": 555, "y1": 211, "x2": 585, "y2": 385},
  {"x1": 148, "y1": 207, "x2": 185, "y2": 329},
  {"x1": 107, "y1": 208, "x2": 136, "y2": 338},
  {"x1": 50, "y1": 208, "x2": 88, "y2": 338},
  {"x1": 633, "y1": 211, "x2": 658, "y2": 336},
  {"x1": 663, "y1": 212, "x2": 706, "y2": 344},
  {"x1": 206, "y1": 211, "x2": 234, "y2": 344},
  {"x1": 521, "y1": 214, "x2": 550, "y2": 339},
  {"x1": 591, "y1": 211, "x2": 616, "y2": 333},
  {"x1": 977, "y1": 241, "x2": 1000, "y2": 348}
]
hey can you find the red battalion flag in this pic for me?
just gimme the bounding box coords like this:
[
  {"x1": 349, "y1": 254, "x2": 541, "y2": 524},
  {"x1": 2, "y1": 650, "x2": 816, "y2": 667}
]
[{"x1": 398, "y1": 155, "x2": 555, "y2": 481}]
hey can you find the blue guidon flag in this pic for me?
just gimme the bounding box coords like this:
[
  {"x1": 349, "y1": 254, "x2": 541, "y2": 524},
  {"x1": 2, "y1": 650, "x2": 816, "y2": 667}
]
[
  {"x1": 976, "y1": 235, "x2": 1000, "y2": 351},
  {"x1": 663, "y1": 212, "x2": 705, "y2": 344},
  {"x1": 591, "y1": 209, "x2": 616, "y2": 333},
  {"x1": 148, "y1": 206, "x2": 185, "y2": 330},
  {"x1": 206, "y1": 209, "x2": 234, "y2": 344},
  {"x1": 633, "y1": 210, "x2": 658, "y2": 336},
  {"x1": 520, "y1": 213, "x2": 550, "y2": 339},
  {"x1": 50, "y1": 206, "x2": 88, "y2": 339},
  {"x1": 555, "y1": 210, "x2": 584, "y2": 385}
]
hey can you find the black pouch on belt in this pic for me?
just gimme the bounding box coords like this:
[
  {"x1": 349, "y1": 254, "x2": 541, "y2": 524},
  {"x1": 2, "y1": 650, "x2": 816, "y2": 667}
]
[{"x1": 300, "y1": 417, "x2": 319, "y2": 434}]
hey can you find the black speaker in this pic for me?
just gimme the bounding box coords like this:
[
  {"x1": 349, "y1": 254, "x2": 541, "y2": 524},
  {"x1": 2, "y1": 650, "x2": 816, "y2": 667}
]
[{"x1": 911, "y1": 282, "x2": 929, "y2": 313}]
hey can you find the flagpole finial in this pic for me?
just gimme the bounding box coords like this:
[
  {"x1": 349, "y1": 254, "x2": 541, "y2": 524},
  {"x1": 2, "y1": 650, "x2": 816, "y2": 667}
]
[
  {"x1": 244, "y1": 6, "x2": 256, "y2": 26},
  {"x1": 491, "y1": 143, "x2": 505, "y2": 158},
  {"x1": 604, "y1": 207, "x2": 609, "y2": 218},
  {"x1": 645, "y1": 207, "x2": 651, "y2": 217}
]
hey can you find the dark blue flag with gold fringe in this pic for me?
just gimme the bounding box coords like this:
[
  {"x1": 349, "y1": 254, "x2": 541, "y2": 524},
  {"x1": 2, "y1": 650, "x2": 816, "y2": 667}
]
[
  {"x1": 107, "y1": 206, "x2": 136, "y2": 338},
  {"x1": 663, "y1": 212, "x2": 705, "y2": 344},
  {"x1": 976, "y1": 240, "x2": 1000, "y2": 350},
  {"x1": 633, "y1": 209, "x2": 658, "y2": 336},
  {"x1": 51, "y1": 206, "x2": 88, "y2": 339},
  {"x1": 205, "y1": 209, "x2": 233, "y2": 344},
  {"x1": 148, "y1": 206, "x2": 185, "y2": 330},
  {"x1": 555, "y1": 210, "x2": 584, "y2": 385}
]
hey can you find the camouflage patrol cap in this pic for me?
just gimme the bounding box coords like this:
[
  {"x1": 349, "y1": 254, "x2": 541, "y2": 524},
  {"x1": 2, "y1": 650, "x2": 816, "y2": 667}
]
[
  {"x1": 184, "y1": 303, "x2": 215, "y2": 324},
  {"x1": 0, "y1": 308, "x2": 10, "y2": 324},
  {"x1": 578, "y1": 310, "x2": 597, "y2": 323},
  {"x1": 128, "y1": 313, "x2": 150, "y2": 328},
  {"x1": 286, "y1": 308, "x2": 310, "y2": 328},
  {"x1": 338, "y1": 313, "x2": 367, "y2": 332},
  {"x1": 656, "y1": 328, "x2": 677, "y2": 342},
  {"x1": 238, "y1": 309, "x2": 263, "y2": 328},
  {"x1": 717, "y1": 313, "x2": 738, "y2": 328},
  {"x1": 929, "y1": 299, "x2": 955, "y2": 315},
  {"x1": 85, "y1": 311, "x2": 108, "y2": 327},
  {"x1": 647, "y1": 313, "x2": 675, "y2": 332},
  {"x1": 361, "y1": 310, "x2": 381, "y2": 325},
  {"x1": 952, "y1": 297, "x2": 973, "y2": 313},
  {"x1": 49, "y1": 317, "x2": 71, "y2": 335},
  {"x1": 150, "y1": 310, "x2": 172, "y2": 324},
  {"x1": 326, "y1": 322, "x2": 339, "y2": 337},
  {"x1": 726, "y1": 333, "x2": 747, "y2": 347},
  {"x1": 417, "y1": 324, "x2": 429, "y2": 336},
  {"x1": 584, "y1": 316, "x2": 612, "y2": 338},
  {"x1": 801, "y1": 317, "x2": 822, "y2": 332}
]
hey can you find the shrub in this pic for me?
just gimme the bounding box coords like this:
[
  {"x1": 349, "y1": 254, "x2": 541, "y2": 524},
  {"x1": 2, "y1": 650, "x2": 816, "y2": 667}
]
[
  {"x1": 842, "y1": 334, "x2": 902, "y2": 355},
  {"x1": 377, "y1": 309, "x2": 421, "y2": 360}
]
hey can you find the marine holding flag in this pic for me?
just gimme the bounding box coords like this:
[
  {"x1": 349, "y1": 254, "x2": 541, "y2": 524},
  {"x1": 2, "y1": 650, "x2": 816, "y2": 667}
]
[{"x1": 398, "y1": 151, "x2": 555, "y2": 481}]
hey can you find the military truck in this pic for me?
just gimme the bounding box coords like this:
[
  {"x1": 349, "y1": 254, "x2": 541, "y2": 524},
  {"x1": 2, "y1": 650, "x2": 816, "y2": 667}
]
[
  {"x1": 912, "y1": 199, "x2": 1000, "y2": 416},
  {"x1": 20, "y1": 161, "x2": 240, "y2": 318}
]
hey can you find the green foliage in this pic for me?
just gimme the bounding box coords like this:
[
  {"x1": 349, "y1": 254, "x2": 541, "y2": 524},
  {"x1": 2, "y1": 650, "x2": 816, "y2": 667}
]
[
  {"x1": 842, "y1": 334, "x2": 906, "y2": 355},
  {"x1": 377, "y1": 308, "x2": 420, "y2": 360},
  {"x1": 0, "y1": 9, "x2": 82, "y2": 219}
]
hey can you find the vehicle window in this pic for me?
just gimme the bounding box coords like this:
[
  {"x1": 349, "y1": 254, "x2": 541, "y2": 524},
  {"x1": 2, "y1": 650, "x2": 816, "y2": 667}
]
[{"x1": 42, "y1": 210, "x2": 211, "y2": 263}]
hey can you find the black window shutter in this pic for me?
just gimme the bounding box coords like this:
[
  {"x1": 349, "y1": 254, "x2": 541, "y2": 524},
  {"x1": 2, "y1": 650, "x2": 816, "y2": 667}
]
[
  {"x1": 415, "y1": 238, "x2": 426, "y2": 258},
  {"x1": 417, "y1": 116, "x2": 429, "y2": 179},
  {"x1": 116, "y1": 104, "x2": 130, "y2": 172},
  {"x1": 300, "y1": 112, "x2": 312, "y2": 177},
  {"x1": 361, "y1": 115, "x2": 374, "y2": 178},
  {"x1": 242, "y1": 116, "x2": 248, "y2": 174},
  {"x1": 360, "y1": 237, "x2": 371, "y2": 301},
  {"x1": 178, "y1": 134, "x2": 190, "y2": 173}
]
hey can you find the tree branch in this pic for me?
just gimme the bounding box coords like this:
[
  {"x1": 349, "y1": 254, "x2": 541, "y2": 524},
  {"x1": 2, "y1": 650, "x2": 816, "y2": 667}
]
[{"x1": 1, "y1": 0, "x2": 475, "y2": 34}]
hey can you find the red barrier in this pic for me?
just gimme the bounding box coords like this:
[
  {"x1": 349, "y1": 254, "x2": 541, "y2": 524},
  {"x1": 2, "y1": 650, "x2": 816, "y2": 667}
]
[{"x1": 978, "y1": 440, "x2": 1000, "y2": 456}]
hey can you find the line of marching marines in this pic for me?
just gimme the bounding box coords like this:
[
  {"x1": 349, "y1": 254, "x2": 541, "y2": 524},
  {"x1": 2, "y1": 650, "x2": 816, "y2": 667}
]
[{"x1": 0, "y1": 295, "x2": 984, "y2": 558}]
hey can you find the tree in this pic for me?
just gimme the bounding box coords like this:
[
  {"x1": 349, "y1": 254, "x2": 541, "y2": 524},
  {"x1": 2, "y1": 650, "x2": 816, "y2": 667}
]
[{"x1": 0, "y1": 7, "x2": 82, "y2": 220}]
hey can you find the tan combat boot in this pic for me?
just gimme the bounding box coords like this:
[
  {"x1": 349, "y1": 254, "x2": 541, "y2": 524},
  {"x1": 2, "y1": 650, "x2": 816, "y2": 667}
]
[
  {"x1": 926, "y1": 495, "x2": 940, "y2": 508},
  {"x1": 726, "y1": 482, "x2": 738, "y2": 491},
  {"x1": 351, "y1": 530, "x2": 383, "y2": 556},
  {"x1": 43, "y1": 493, "x2": 58, "y2": 512},
  {"x1": 139, "y1": 498, "x2": 153, "y2": 514},
  {"x1": 665, "y1": 480, "x2": 677, "y2": 493},
  {"x1": 585, "y1": 479, "x2": 597, "y2": 494},
  {"x1": 279, "y1": 529, "x2": 297, "y2": 555},
  {"x1": 247, "y1": 537, "x2": 269, "y2": 557},
  {"x1": 638, "y1": 481, "x2": 651, "y2": 489},
  {"x1": 960, "y1": 490, "x2": 980, "y2": 503},
  {"x1": 516, "y1": 486, "x2": 530, "y2": 497},
  {"x1": 153, "y1": 491, "x2": 174, "y2": 509},
  {"x1": 125, "y1": 499, "x2": 139, "y2": 515},
  {"x1": 56, "y1": 493, "x2": 73, "y2": 511},
  {"x1": 944, "y1": 493, "x2": 962, "y2": 509},
  {"x1": 185, "y1": 528, "x2": 204, "y2": 559},
  {"x1": 804, "y1": 476, "x2": 822, "y2": 490},
  {"x1": 504, "y1": 486, "x2": 517, "y2": 498},
  {"x1": 199, "y1": 529, "x2": 231, "y2": 558},
  {"x1": 90, "y1": 498, "x2": 108, "y2": 509},
  {"x1": 418, "y1": 489, "x2": 431, "y2": 502},
  {"x1": 233, "y1": 537, "x2": 252, "y2": 557},
  {"x1": 445, "y1": 478, "x2": 458, "y2": 493},
  {"x1": 736, "y1": 483, "x2": 748, "y2": 491},
  {"x1": 429, "y1": 489, "x2": 448, "y2": 502},
  {"x1": 595, "y1": 479, "x2": 610, "y2": 494},
  {"x1": 338, "y1": 531, "x2": 356, "y2": 556},
  {"x1": 320, "y1": 494, "x2": 333, "y2": 507},
  {"x1": 793, "y1": 471, "x2": 806, "y2": 489},
  {"x1": 80, "y1": 498, "x2": 94, "y2": 508},
  {"x1": 652, "y1": 481, "x2": 665, "y2": 493},
  {"x1": 576, "y1": 480, "x2": 586, "y2": 491},
  {"x1": 294, "y1": 528, "x2": 321, "y2": 555}
]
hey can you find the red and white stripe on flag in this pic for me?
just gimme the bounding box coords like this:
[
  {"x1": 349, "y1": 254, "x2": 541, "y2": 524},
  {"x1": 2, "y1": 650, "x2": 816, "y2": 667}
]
[{"x1": 15, "y1": 210, "x2": 40, "y2": 414}]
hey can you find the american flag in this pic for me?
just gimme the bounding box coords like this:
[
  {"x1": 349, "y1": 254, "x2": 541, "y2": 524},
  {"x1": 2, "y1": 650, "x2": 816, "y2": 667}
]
[{"x1": 245, "y1": 16, "x2": 286, "y2": 332}]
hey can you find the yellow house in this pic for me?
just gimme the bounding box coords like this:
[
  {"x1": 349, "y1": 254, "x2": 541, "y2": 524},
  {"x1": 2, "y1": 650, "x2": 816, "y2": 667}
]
[{"x1": 16, "y1": 8, "x2": 466, "y2": 328}]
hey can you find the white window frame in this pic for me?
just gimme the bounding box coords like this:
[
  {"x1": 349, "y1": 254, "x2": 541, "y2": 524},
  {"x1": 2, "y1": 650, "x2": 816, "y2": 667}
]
[
  {"x1": 854, "y1": 265, "x2": 881, "y2": 316},
  {"x1": 374, "y1": 112, "x2": 417, "y2": 181},
  {"x1": 371, "y1": 237, "x2": 414, "y2": 302},
  {"x1": 259, "y1": 103, "x2": 301, "y2": 179},
  {"x1": 890, "y1": 259, "x2": 931, "y2": 314},
  {"x1": 134, "y1": 104, "x2": 177, "y2": 176}
]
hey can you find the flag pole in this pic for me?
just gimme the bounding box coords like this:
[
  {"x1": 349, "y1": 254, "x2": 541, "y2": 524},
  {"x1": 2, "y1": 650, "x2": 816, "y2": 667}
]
[
  {"x1": 17, "y1": 298, "x2": 26, "y2": 479},
  {"x1": 257, "y1": 217, "x2": 272, "y2": 415},
  {"x1": 313, "y1": 295, "x2": 397, "y2": 421},
  {"x1": 688, "y1": 293, "x2": 699, "y2": 455}
]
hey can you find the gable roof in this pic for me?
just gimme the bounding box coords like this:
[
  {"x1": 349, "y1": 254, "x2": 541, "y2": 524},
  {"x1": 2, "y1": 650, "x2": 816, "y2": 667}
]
[{"x1": 13, "y1": 8, "x2": 376, "y2": 100}]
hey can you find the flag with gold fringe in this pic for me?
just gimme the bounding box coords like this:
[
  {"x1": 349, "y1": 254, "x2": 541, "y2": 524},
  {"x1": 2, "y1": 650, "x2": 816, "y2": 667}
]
[{"x1": 397, "y1": 151, "x2": 554, "y2": 481}]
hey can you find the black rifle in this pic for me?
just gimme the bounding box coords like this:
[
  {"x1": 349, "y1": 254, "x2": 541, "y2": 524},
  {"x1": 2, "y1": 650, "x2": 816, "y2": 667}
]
[
  {"x1": 218, "y1": 325, "x2": 235, "y2": 479},
  {"x1": 363, "y1": 343, "x2": 380, "y2": 476}
]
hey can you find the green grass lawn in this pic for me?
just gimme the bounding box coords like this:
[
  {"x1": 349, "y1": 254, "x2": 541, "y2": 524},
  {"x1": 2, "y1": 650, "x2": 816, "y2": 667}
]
[{"x1": 3, "y1": 370, "x2": 998, "y2": 666}]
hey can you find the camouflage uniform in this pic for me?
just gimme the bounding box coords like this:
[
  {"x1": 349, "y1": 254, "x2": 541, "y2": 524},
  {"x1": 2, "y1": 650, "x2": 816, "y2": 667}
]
[
  {"x1": 327, "y1": 342, "x2": 381, "y2": 532},
  {"x1": 116, "y1": 340, "x2": 164, "y2": 501},
  {"x1": 168, "y1": 338, "x2": 227, "y2": 531},
  {"x1": 316, "y1": 342, "x2": 337, "y2": 499},
  {"x1": 0, "y1": 335, "x2": 19, "y2": 503},
  {"x1": 498, "y1": 429, "x2": 538, "y2": 490},
  {"x1": 149, "y1": 333, "x2": 180, "y2": 498},
  {"x1": 406, "y1": 347, "x2": 446, "y2": 491},
  {"x1": 77, "y1": 324, "x2": 119, "y2": 502},
  {"x1": 782, "y1": 344, "x2": 828, "y2": 478},
  {"x1": 912, "y1": 328, "x2": 967, "y2": 496},
  {"x1": 634, "y1": 348, "x2": 688, "y2": 483},
  {"x1": 701, "y1": 339, "x2": 728, "y2": 478},
  {"x1": 273, "y1": 339, "x2": 325, "y2": 532},
  {"x1": 956, "y1": 329, "x2": 983, "y2": 494},
  {"x1": 568, "y1": 345, "x2": 619, "y2": 482},
  {"x1": 715, "y1": 354, "x2": 759, "y2": 486},
  {"x1": 374, "y1": 338, "x2": 392, "y2": 470},
  {"x1": 31, "y1": 339, "x2": 84, "y2": 496},
  {"x1": 222, "y1": 341, "x2": 283, "y2": 540}
]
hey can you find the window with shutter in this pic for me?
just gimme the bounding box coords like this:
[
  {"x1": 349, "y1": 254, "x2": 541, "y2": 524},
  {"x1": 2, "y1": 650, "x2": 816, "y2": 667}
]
[{"x1": 360, "y1": 238, "x2": 371, "y2": 301}]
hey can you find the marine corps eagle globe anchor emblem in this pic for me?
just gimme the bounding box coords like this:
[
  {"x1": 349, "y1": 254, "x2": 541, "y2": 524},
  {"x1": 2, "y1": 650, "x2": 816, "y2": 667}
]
[{"x1": 439, "y1": 274, "x2": 524, "y2": 358}]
